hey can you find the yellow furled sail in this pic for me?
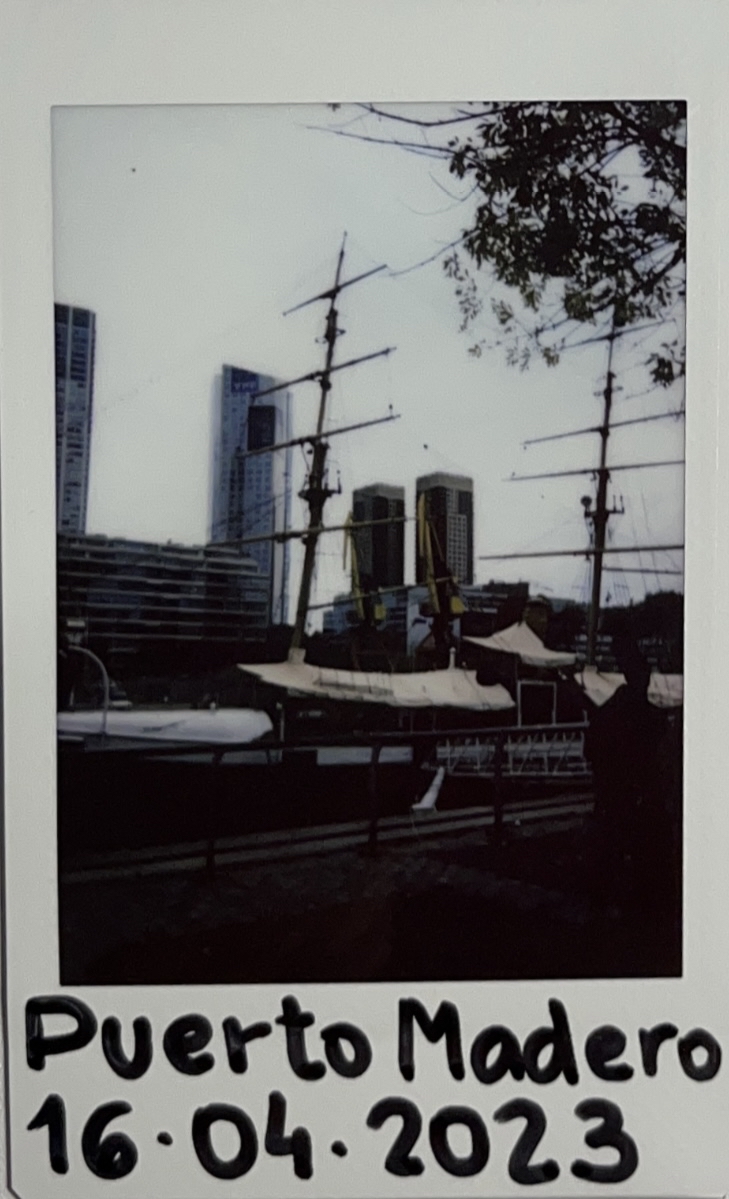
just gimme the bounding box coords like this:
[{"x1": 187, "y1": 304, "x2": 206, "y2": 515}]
[
  {"x1": 343, "y1": 513, "x2": 365, "y2": 621},
  {"x1": 417, "y1": 493, "x2": 441, "y2": 614}
]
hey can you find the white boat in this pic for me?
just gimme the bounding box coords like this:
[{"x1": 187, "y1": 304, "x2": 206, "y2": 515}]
[{"x1": 57, "y1": 707, "x2": 273, "y2": 746}]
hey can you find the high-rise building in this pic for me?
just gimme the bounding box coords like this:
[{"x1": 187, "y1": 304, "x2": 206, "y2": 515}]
[
  {"x1": 55, "y1": 303, "x2": 96, "y2": 532},
  {"x1": 210, "y1": 365, "x2": 292, "y2": 624},
  {"x1": 57, "y1": 533, "x2": 269, "y2": 675},
  {"x1": 415, "y1": 471, "x2": 474, "y2": 586},
  {"x1": 352, "y1": 483, "x2": 405, "y2": 590}
]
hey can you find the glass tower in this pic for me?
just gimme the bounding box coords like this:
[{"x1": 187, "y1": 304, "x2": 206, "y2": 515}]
[
  {"x1": 210, "y1": 365, "x2": 292, "y2": 625},
  {"x1": 55, "y1": 303, "x2": 96, "y2": 532},
  {"x1": 415, "y1": 471, "x2": 474, "y2": 586},
  {"x1": 352, "y1": 483, "x2": 405, "y2": 589}
]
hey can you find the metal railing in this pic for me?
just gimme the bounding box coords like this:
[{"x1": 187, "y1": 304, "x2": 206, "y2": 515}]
[
  {"x1": 59, "y1": 714, "x2": 593, "y2": 784},
  {"x1": 436, "y1": 723, "x2": 590, "y2": 780}
]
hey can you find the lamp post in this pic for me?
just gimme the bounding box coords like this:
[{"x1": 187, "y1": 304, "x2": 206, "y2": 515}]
[{"x1": 66, "y1": 644, "x2": 110, "y2": 742}]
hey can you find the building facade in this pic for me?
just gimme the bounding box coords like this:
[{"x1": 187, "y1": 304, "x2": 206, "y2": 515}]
[
  {"x1": 55, "y1": 303, "x2": 96, "y2": 532},
  {"x1": 322, "y1": 580, "x2": 530, "y2": 651},
  {"x1": 415, "y1": 472, "x2": 474, "y2": 586},
  {"x1": 321, "y1": 584, "x2": 441, "y2": 657},
  {"x1": 58, "y1": 533, "x2": 270, "y2": 674},
  {"x1": 351, "y1": 483, "x2": 405, "y2": 590},
  {"x1": 210, "y1": 365, "x2": 292, "y2": 624},
  {"x1": 459, "y1": 580, "x2": 530, "y2": 637}
]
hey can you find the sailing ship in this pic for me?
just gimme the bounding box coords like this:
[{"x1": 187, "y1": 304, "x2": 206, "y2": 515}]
[
  {"x1": 234, "y1": 239, "x2": 518, "y2": 731},
  {"x1": 55, "y1": 244, "x2": 686, "y2": 877},
  {"x1": 59, "y1": 245, "x2": 684, "y2": 785},
  {"x1": 235, "y1": 250, "x2": 683, "y2": 787}
]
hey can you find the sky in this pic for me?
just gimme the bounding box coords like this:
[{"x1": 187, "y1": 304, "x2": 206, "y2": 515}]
[{"x1": 51, "y1": 103, "x2": 685, "y2": 629}]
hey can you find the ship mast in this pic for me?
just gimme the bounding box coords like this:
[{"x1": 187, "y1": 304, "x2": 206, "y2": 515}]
[
  {"x1": 585, "y1": 321, "x2": 618, "y2": 665},
  {"x1": 290, "y1": 240, "x2": 348, "y2": 650},
  {"x1": 242, "y1": 238, "x2": 395, "y2": 656},
  {"x1": 483, "y1": 317, "x2": 684, "y2": 665}
]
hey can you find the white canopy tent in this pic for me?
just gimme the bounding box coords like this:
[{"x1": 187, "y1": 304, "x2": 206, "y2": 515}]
[
  {"x1": 239, "y1": 653, "x2": 515, "y2": 712},
  {"x1": 574, "y1": 667, "x2": 683, "y2": 709},
  {"x1": 464, "y1": 622, "x2": 577, "y2": 668}
]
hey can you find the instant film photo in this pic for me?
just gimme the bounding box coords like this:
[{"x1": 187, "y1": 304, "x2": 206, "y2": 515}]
[{"x1": 1, "y1": 2, "x2": 729, "y2": 1196}]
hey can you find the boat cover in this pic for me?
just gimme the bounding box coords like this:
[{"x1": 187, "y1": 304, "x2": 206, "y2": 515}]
[
  {"x1": 57, "y1": 708, "x2": 274, "y2": 743},
  {"x1": 239, "y1": 658, "x2": 515, "y2": 711},
  {"x1": 464, "y1": 622, "x2": 577, "y2": 668},
  {"x1": 574, "y1": 667, "x2": 683, "y2": 709}
]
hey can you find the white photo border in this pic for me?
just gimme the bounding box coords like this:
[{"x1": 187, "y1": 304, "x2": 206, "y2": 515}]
[{"x1": 1, "y1": 2, "x2": 729, "y2": 1197}]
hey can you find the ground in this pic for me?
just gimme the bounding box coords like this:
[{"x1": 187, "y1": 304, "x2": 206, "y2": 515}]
[{"x1": 59, "y1": 813, "x2": 681, "y2": 985}]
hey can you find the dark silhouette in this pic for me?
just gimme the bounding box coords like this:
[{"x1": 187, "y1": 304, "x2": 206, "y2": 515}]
[{"x1": 585, "y1": 636, "x2": 662, "y2": 910}]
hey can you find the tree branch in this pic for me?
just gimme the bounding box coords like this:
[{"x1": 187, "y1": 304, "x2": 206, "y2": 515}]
[
  {"x1": 305, "y1": 124, "x2": 450, "y2": 157},
  {"x1": 355, "y1": 102, "x2": 493, "y2": 128}
]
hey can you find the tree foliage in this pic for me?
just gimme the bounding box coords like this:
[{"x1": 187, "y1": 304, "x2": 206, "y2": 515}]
[{"x1": 347, "y1": 101, "x2": 686, "y2": 382}]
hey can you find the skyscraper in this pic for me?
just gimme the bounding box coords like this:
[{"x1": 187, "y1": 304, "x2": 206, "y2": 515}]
[
  {"x1": 210, "y1": 365, "x2": 292, "y2": 624},
  {"x1": 55, "y1": 303, "x2": 96, "y2": 532},
  {"x1": 415, "y1": 471, "x2": 474, "y2": 586},
  {"x1": 352, "y1": 483, "x2": 405, "y2": 590}
]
